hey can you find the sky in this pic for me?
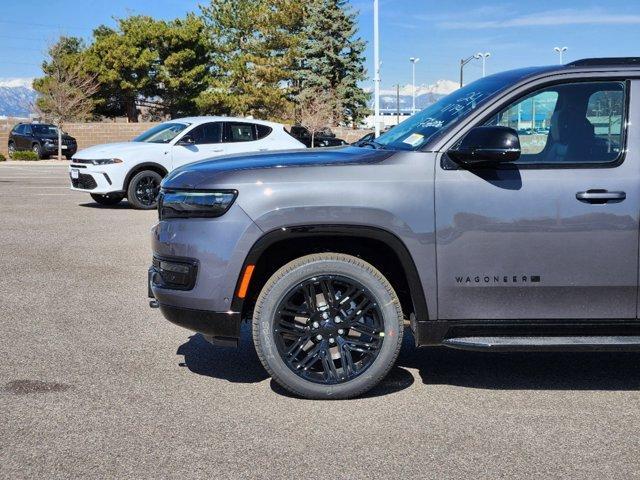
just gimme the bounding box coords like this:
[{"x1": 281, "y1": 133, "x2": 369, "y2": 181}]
[{"x1": 1, "y1": 0, "x2": 640, "y2": 91}]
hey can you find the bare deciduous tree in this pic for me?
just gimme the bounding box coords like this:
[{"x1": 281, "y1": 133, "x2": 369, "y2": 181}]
[
  {"x1": 35, "y1": 43, "x2": 99, "y2": 160},
  {"x1": 297, "y1": 89, "x2": 336, "y2": 148}
]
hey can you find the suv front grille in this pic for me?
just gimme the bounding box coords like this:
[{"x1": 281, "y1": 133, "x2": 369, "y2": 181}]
[{"x1": 71, "y1": 173, "x2": 97, "y2": 190}]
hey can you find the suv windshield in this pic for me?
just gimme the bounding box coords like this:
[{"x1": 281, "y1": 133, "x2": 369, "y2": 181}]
[
  {"x1": 375, "y1": 71, "x2": 534, "y2": 151},
  {"x1": 32, "y1": 124, "x2": 60, "y2": 135},
  {"x1": 134, "y1": 123, "x2": 190, "y2": 144}
]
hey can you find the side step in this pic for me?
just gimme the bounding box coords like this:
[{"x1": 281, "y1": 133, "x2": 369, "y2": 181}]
[{"x1": 442, "y1": 336, "x2": 640, "y2": 352}]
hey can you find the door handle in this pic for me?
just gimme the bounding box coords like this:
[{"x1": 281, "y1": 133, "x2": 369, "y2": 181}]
[
  {"x1": 576, "y1": 189, "x2": 626, "y2": 204},
  {"x1": 212, "y1": 149, "x2": 224, "y2": 153}
]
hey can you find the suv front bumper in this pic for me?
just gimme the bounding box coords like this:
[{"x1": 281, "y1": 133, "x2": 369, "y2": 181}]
[
  {"x1": 149, "y1": 204, "x2": 263, "y2": 340},
  {"x1": 68, "y1": 163, "x2": 126, "y2": 194}
]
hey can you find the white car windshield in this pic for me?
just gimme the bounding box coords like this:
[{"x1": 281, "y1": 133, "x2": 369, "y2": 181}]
[{"x1": 133, "y1": 123, "x2": 190, "y2": 144}]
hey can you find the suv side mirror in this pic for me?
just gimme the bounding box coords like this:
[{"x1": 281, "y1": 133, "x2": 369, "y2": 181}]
[
  {"x1": 448, "y1": 126, "x2": 521, "y2": 164},
  {"x1": 177, "y1": 135, "x2": 195, "y2": 146}
]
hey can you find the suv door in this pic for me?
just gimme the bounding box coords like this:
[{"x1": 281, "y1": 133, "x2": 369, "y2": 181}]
[
  {"x1": 12, "y1": 124, "x2": 26, "y2": 150},
  {"x1": 171, "y1": 122, "x2": 224, "y2": 169},
  {"x1": 435, "y1": 79, "x2": 639, "y2": 320},
  {"x1": 22, "y1": 124, "x2": 34, "y2": 149}
]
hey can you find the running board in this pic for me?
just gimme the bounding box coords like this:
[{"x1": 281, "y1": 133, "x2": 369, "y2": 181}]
[{"x1": 442, "y1": 336, "x2": 640, "y2": 352}]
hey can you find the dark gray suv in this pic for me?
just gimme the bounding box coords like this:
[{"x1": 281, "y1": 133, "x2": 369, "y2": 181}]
[{"x1": 149, "y1": 58, "x2": 640, "y2": 399}]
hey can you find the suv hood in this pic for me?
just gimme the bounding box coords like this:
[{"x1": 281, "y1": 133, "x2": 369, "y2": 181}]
[
  {"x1": 163, "y1": 146, "x2": 394, "y2": 189},
  {"x1": 73, "y1": 141, "x2": 163, "y2": 159}
]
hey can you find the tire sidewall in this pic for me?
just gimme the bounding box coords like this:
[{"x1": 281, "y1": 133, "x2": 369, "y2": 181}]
[
  {"x1": 32, "y1": 144, "x2": 42, "y2": 159},
  {"x1": 254, "y1": 255, "x2": 403, "y2": 399}
]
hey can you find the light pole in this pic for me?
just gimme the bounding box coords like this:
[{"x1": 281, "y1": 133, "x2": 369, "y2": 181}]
[
  {"x1": 476, "y1": 52, "x2": 491, "y2": 77},
  {"x1": 409, "y1": 57, "x2": 420, "y2": 114},
  {"x1": 373, "y1": 0, "x2": 380, "y2": 137},
  {"x1": 459, "y1": 54, "x2": 478, "y2": 88},
  {"x1": 554, "y1": 46, "x2": 568, "y2": 65}
]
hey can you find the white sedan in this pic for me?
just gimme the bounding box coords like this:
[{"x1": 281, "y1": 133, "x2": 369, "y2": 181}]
[{"x1": 68, "y1": 117, "x2": 305, "y2": 209}]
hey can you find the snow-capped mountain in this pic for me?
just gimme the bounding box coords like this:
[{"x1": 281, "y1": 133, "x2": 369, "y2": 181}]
[
  {"x1": 369, "y1": 79, "x2": 458, "y2": 112},
  {"x1": 0, "y1": 78, "x2": 37, "y2": 117}
]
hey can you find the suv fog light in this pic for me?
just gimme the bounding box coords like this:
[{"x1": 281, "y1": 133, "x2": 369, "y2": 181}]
[{"x1": 151, "y1": 257, "x2": 198, "y2": 290}]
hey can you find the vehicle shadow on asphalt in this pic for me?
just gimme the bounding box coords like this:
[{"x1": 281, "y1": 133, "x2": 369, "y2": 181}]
[
  {"x1": 177, "y1": 324, "x2": 640, "y2": 395},
  {"x1": 78, "y1": 202, "x2": 133, "y2": 210},
  {"x1": 176, "y1": 323, "x2": 416, "y2": 398},
  {"x1": 397, "y1": 342, "x2": 640, "y2": 391}
]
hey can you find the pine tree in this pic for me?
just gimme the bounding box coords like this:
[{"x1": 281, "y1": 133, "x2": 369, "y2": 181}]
[
  {"x1": 198, "y1": 0, "x2": 302, "y2": 120},
  {"x1": 296, "y1": 0, "x2": 370, "y2": 126}
]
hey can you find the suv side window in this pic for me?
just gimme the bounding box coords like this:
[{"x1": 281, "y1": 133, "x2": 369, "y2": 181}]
[
  {"x1": 224, "y1": 122, "x2": 256, "y2": 142},
  {"x1": 23, "y1": 125, "x2": 32, "y2": 135},
  {"x1": 485, "y1": 81, "x2": 626, "y2": 165},
  {"x1": 12, "y1": 124, "x2": 22, "y2": 134},
  {"x1": 256, "y1": 124, "x2": 272, "y2": 140},
  {"x1": 188, "y1": 122, "x2": 222, "y2": 144}
]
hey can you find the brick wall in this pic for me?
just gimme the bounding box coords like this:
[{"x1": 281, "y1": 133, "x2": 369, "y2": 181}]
[{"x1": 0, "y1": 119, "x2": 371, "y2": 157}]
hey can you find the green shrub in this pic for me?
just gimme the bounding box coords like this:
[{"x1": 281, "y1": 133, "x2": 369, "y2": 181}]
[
  {"x1": 0, "y1": 153, "x2": 6, "y2": 162},
  {"x1": 11, "y1": 150, "x2": 40, "y2": 161}
]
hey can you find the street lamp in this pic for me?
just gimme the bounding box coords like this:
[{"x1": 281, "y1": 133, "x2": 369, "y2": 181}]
[
  {"x1": 476, "y1": 52, "x2": 491, "y2": 77},
  {"x1": 373, "y1": 0, "x2": 380, "y2": 137},
  {"x1": 554, "y1": 46, "x2": 568, "y2": 65},
  {"x1": 409, "y1": 57, "x2": 420, "y2": 114},
  {"x1": 459, "y1": 54, "x2": 478, "y2": 88}
]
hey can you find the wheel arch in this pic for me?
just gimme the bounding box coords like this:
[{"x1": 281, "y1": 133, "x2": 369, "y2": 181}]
[
  {"x1": 123, "y1": 162, "x2": 168, "y2": 191},
  {"x1": 232, "y1": 225, "x2": 429, "y2": 332}
]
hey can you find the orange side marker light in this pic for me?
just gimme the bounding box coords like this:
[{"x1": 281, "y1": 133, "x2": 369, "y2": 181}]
[{"x1": 237, "y1": 265, "x2": 255, "y2": 299}]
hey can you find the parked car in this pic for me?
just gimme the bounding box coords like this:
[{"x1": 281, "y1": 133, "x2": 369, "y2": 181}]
[
  {"x1": 288, "y1": 125, "x2": 348, "y2": 148},
  {"x1": 352, "y1": 127, "x2": 393, "y2": 147},
  {"x1": 149, "y1": 58, "x2": 640, "y2": 399},
  {"x1": 8, "y1": 123, "x2": 77, "y2": 159},
  {"x1": 68, "y1": 117, "x2": 305, "y2": 209}
]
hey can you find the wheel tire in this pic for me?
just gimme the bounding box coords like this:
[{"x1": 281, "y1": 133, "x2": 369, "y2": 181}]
[
  {"x1": 90, "y1": 193, "x2": 125, "y2": 206},
  {"x1": 253, "y1": 253, "x2": 404, "y2": 400},
  {"x1": 8, "y1": 142, "x2": 15, "y2": 158},
  {"x1": 126, "y1": 170, "x2": 163, "y2": 210},
  {"x1": 32, "y1": 144, "x2": 43, "y2": 160}
]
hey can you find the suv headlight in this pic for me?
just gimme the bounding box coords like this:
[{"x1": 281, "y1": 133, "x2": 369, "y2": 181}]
[
  {"x1": 158, "y1": 189, "x2": 238, "y2": 220},
  {"x1": 92, "y1": 158, "x2": 123, "y2": 165}
]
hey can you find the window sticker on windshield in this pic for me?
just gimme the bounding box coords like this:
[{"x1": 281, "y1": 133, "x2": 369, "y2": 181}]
[{"x1": 402, "y1": 133, "x2": 424, "y2": 146}]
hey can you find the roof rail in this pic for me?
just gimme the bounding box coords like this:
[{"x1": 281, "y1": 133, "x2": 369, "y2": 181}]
[{"x1": 568, "y1": 57, "x2": 640, "y2": 67}]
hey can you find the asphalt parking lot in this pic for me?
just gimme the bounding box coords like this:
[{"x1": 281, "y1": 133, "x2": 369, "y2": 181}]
[{"x1": 1, "y1": 161, "x2": 640, "y2": 479}]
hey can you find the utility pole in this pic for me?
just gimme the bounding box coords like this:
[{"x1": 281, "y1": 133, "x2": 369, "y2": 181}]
[
  {"x1": 410, "y1": 57, "x2": 420, "y2": 114},
  {"x1": 396, "y1": 84, "x2": 400, "y2": 124},
  {"x1": 459, "y1": 54, "x2": 478, "y2": 88},
  {"x1": 476, "y1": 52, "x2": 491, "y2": 77},
  {"x1": 554, "y1": 46, "x2": 568, "y2": 65},
  {"x1": 373, "y1": 0, "x2": 381, "y2": 137}
]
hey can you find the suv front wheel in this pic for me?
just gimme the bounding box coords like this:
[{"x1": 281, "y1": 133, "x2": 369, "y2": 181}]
[
  {"x1": 127, "y1": 170, "x2": 163, "y2": 210},
  {"x1": 253, "y1": 253, "x2": 404, "y2": 399}
]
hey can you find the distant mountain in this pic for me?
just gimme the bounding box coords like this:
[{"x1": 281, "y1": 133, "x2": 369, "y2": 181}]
[
  {"x1": 369, "y1": 79, "x2": 459, "y2": 113},
  {"x1": 0, "y1": 78, "x2": 37, "y2": 118}
]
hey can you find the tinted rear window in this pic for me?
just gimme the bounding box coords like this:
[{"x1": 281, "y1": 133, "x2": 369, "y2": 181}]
[{"x1": 256, "y1": 124, "x2": 272, "y2": 139}]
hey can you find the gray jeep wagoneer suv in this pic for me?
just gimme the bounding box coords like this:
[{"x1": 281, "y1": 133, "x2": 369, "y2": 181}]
[{"x1": 150, "y1": 58, "x2": 640, "y2": 399}]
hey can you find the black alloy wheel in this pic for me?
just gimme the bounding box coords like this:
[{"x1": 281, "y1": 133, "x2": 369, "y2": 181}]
[
  {"x1": 273, "y1": 275, "x2": 384, "y2": 385},
  {"x1": 253, "y1": 253, "x2": 404, "y2": 399},
  {"x1": 126, "y1": 170, "x2": 163, "y2": 209}
]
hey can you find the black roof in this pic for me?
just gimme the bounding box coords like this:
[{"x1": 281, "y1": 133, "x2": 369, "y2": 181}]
[{"x1": 568, "y1": 57, "x2": 640, "y2": 67}]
